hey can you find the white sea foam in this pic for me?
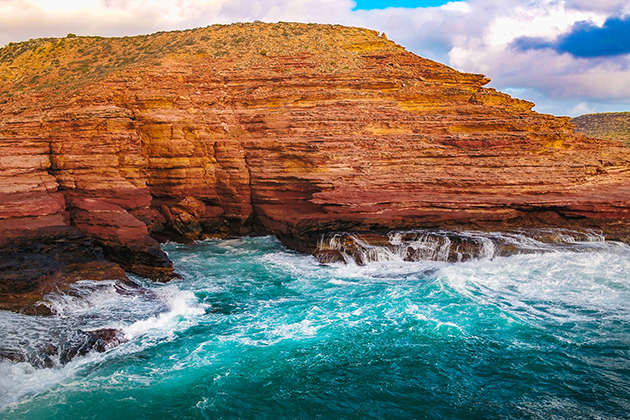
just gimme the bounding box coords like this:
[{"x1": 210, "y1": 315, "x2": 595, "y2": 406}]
[
  {"x1": 440, "y1": 251, "x2": 630, "y2": 334},
  {"x1": 122, "y1": 286, "x2": 205, "y2": 342},
  {"x1": 328, "y1": 278, "x2": 356, "y2": 286},
  {"x1": 42, "y1": 280, "x2": 155, "y2": 320},
  {"x1": 270, "y1": 319, "x2": 320, "y2": 341},
  {"x1": 0, "y1": 278, "x2": 206, "y2": 411},
  {"x1": 0, "y1": 330, "x2": 130, "y2": 409},
  {"x1": 0, "y1": 358, "x2": 73, "y2": 408}
]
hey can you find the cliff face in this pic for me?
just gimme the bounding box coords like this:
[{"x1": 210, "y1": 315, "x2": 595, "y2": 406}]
[{"x1": 2, "y1": 22, "x2": 630, "y2": 312}]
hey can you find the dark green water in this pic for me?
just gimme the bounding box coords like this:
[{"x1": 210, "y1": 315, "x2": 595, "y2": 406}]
[{"x1": 1, "y1": 234, "x2": 630, "y2": 419}]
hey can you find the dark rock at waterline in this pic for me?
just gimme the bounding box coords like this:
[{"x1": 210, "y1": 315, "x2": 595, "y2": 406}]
[
  {"x1": 0, "y1": 346, "x2": 57, "y2": 369},
  {"x1": 314, "y1": 231, "x2": 494, "y2": 265},
  {"x1": 0, "y1": 328, "x2": 126, "y2": 368},
  {"x1": 313, "y1": 249, "x2": 347, "y2": 264},
  {"x1": 0, "y1": 348, "x2": 28, "y2": 364},
  {"x1": 58, "y1": 328, "x2": 126, "y2": 365},
  {"x1": 0, "y1": 226, "x2": 130, "y2": 314},
  {"x1": 313, "y1": 229, "x2": 614, "y2": 265}
]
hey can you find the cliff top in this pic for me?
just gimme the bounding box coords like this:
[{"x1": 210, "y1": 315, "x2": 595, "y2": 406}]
[
  {"x1": 571, "y1": 112, "x2": 630, "y2": 146},
  {"x1": 0, "y1": 21, "x2": 486, "y2": 106}
]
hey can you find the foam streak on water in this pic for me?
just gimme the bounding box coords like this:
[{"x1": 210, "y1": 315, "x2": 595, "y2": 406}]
[{"x1": 1, "y1": 233, "x2": 630, "y2": 419}]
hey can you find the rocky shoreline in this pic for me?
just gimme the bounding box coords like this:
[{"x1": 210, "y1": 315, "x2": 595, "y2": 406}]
[{"x1": 1, "y1": 22, "x2": 630, "y2": 314}]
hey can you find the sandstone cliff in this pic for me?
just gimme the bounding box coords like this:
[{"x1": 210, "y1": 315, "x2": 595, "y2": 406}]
[{"x1": 2, "y1": 22, "x2": 630, "y2": 312}]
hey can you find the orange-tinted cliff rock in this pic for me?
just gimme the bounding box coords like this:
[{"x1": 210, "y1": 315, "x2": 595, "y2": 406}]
[{"x1": 1, "y1": 22, "x2": 630, "y2": 311}]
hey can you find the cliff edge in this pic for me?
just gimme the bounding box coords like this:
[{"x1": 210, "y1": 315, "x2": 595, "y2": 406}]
[{"x1": 2, "y1": 22, "x2": 630, "y2": 312}]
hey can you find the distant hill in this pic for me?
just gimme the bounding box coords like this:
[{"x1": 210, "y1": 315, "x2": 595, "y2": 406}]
[{"x1": 571, "y1": 112, "x2": 630, "y2": 146}]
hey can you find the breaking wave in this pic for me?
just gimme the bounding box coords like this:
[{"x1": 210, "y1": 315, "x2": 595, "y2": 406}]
[{"x1": 315, "y1": 228, "x2": 626, "y2": 264}]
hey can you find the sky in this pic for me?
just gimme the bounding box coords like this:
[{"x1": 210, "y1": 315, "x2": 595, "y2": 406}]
[{"x1": 1, "y1": 0, "x2": 630, "y2": 116}]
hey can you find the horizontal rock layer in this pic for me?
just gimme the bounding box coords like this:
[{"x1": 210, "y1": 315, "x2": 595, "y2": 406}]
[{"x1": 1, "y1": 22, "x2": 630, "y2": 312}]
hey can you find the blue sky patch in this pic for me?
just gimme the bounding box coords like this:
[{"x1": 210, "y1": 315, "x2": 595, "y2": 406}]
[
  {"x1": 353, "y1": 0, "x2": 455, "y2": 10},
  {"x1": 557, "y1": 17, "x2": 630, "y2": 57},
  {"x1": 513, "y1": 16, "x2": 630, "y2": 58}
]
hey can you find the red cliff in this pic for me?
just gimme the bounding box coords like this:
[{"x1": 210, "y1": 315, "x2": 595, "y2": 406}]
[{"x1": 1, "y1": 22, "x2": 630, "y2": 312}]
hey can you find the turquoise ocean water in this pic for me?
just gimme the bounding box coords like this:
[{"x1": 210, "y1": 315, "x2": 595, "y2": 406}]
[{"x1": 1, "y1": 232, "x2": 629, "y2": 419}]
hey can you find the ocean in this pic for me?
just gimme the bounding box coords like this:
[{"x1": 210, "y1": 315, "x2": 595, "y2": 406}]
[{"x1": 1, "y1": 231, "x2": 629, "y2": 419}]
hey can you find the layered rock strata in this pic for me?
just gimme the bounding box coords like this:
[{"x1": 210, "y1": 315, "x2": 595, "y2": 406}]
[{"x1": 1, "y1": 22, "x2": 630, "y2": 312}]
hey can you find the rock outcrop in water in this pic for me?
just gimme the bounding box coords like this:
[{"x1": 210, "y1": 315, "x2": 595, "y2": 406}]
[
  {"x1": 2, "y1": 22, "x2": 630, "y2": 312},
  {"x1": 0, "y1": 327, "x2": 125, "y2": 368}
]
